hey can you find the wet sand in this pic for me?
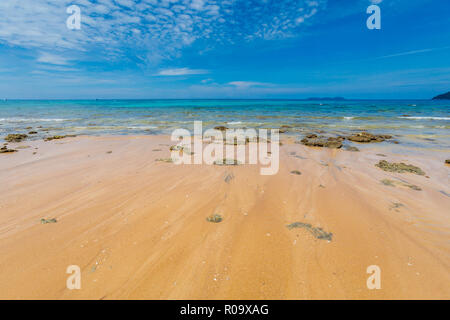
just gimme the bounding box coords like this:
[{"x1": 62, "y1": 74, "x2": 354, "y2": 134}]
[{"x1": 0, "y1": 135, "x2": 449, "y2": 299}]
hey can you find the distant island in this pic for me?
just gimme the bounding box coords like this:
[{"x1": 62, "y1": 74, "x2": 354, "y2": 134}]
[
  {"x1": 432, "y1": 92, "x2": 450, "y2": 100},
  {"x1": 306, "y1": 97, "x2": 346, "y2": 101}
]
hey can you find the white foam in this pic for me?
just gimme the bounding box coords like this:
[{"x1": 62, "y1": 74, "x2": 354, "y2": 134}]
[
  {"x1": 0, "y1": 118, "x2": 68, "y2": 122},
  {"x1": 401, "y1": 116, "x2": 450, "y2": 121}
]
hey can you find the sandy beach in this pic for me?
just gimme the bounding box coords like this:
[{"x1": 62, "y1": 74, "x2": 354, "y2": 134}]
[{"x1": 0, "y1": 135, "x2": 448, "y2": 300}]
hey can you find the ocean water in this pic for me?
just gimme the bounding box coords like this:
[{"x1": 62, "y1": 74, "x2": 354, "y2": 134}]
[{"x1": 0, "y1": 99, "x2": 449, "y2": 150}]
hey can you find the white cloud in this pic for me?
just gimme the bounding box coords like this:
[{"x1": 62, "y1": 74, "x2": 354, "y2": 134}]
[
  {"x1": 0, "y1": 0, "x2": 326, "y2": 64},
  {"x1": 157, "y1": 68, "x2": 209, "y2": 76},
  {"x1": 228, "y1": 81, "x2": 272, "y2": 88},
  {"x1": 37, "y1": 53, "x2": 71, "y2": 65}
]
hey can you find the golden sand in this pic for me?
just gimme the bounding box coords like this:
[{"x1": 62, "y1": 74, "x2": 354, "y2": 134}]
[{"x1": 0, "y1": 135, "x2": 449, "y2": 299}]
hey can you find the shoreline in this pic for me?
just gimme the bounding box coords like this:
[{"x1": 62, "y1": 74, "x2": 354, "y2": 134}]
[{"x1": 0, "y1": 135, "x2": 449, "y2": 299}]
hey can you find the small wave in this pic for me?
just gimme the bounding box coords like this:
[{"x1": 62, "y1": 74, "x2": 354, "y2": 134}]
[
  {"x1": 0, "y1": 118, "x2": 69, "y2": 122},
  {"x1": 228, "y1": 121, "x2": 243, "y2": 125},
  {"x1": 343, "y1": 117, "x2": 354, "y2": 120},
  {"x1": 400, "y1": 116, "x2": 450, "y2": 121}
]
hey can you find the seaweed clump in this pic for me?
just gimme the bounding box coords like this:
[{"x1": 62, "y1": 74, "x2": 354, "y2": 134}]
[
  {"x1": 375, "y1": 160, "x2": 425, "y2": 175},
  {"x1": 214, "y1": 159, "x2": 241, "y2": 166},
  {"x1": 286, "y1": 222, "x2": 333, "y2": 241},
  {"x1": 206, "y1": 214, "x2": 223, "y2": 223},
  {"x1": 44, "y1": 135, "x2": 76, "y2": 141},
  {"x1": 41, "y1": 218, "x2": 57, "y2": 224}
]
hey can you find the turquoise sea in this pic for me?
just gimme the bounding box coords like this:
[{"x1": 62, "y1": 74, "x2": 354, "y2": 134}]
[{"x1": 1, "y1": 99, "x2": 449, "y2": 150}]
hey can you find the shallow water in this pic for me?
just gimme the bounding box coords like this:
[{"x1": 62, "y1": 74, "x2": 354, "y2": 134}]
[{"x1": 0, "y1": 99, "x2": 449, "y2": 150}]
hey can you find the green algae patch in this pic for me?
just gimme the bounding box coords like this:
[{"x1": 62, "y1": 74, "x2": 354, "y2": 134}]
[
  {"x1": 214, "y1": 159, "x2": 241, "y2": 166},
  {"x1": 155, "y1": 158, "x2": 173, "y2": 163},
  {"x1": 287, "y1": 222, "x2": 333, "y2": 241},
  {"x1": 41, "y1": 218, "x2": 57, "y2": 224},
  {"x1": 381, "y1": 178, "x2": 422, "y2": 191},
  {"x1": 375, "y1": 160, "x2": 425, "y2": 176}
]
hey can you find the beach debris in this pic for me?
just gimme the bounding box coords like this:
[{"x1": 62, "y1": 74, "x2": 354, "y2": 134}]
[
  {"x1": 170, "y1": 145, "x2": 183, "y2": 151},
  {"x1": 214, "y1": 158, "x2": 241, "y2": 166},
  {"x1": 445, "y1": 159, "x2": 450, "y2": 164},
  {"x1": 299, "y1": 136, "x2": 343, "y2": 149},
  {"x1": 5, "y1": 134, "x2": 28, "y2": 142},
  {"x1": 224, "y1": 172, "x2": 235, "y2": 183},
  {"x1": 381, "y1": 178, "x2": 422, "y2": 191},
  {"x1": 376, "y1": 154, "x2": 387, "y2": 157},
  {"x1": 0, "y1": 146, "x2": 17, "y2": 153},
  {"x1": 344, "y1": 145, "x2": 360, "y2": 152},
  {"x1": 170, "y1": 145, "x2": 194, "y2": 155},
  {"x1": 319, "y1": 184, "x2": 326, "y2": 188},
  {"x1": 106, "y1": 151, "x2": 112, "y2": 154},
  {"x1": 44, "y1": 135, "x2": 76, "y2": 141},
  {"x1": 155, "y1": 158, "x2": 173, "y2": 163},
  {"x1": 206, "y1": 214, "x2": 223, "y2": 223},
  {"x1": 389, "y1": 202, "x2": 404, "y2": 212},
  {"x1": 16, "y1": 145, "x2": 31, "y2": 149},
  {"x1": 376, "y1": 160, "x2": 425, "y2": 175},
  {"x1": 152, "y1": 149, "x2": 162, "y2": 151},
  {"x1": 290, "y1": 170, "x2": 302, "y2": 175},
  {"x1": 346, "y1": 132, "x2": 392, "y2": 143},
  {"x1": 286, "y1": 222, "x2": 333, "y2": 241},
  {"x1": 40, "y1": 218, "x2": 57, "y2": 224}
]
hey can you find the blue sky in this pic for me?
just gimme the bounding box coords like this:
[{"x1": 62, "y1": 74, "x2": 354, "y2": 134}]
[{"x1": 0, "y1": 0, "x2": 449, "y2": 99}]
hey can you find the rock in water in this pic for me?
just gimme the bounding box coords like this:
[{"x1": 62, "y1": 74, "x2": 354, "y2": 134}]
[
  {"x1": 5, "y1": 134, "x2": 28, "y2": 142},
  {"x1": 300, "y1": 136, "x2": 343, "y2": 149},
  {"x1": 346, "y1": 132, "x2": 392, "y2": 143}
]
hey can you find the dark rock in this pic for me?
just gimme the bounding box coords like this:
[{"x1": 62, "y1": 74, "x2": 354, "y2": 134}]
[
  {"x1": 347, "y1": 132, "x2": 392, "y2": 143},
  {"x1": 28, "y1": 131, "x2": 38, "y2": 134},
  {"x1": 446, "y1": 159, "x2": 450, "y2": 164},
  {"x1": 375, "y1": 160, "x2": 426, "y2": 175},
  {"x1": 300, "y1": 136, "x2": 343, "y2": 149},
  {"x1": 0, "y1": 146, "x2": 17, "y2": 153},
  {"x1": 214, "y1": 126, "x2": 228, "y2": 131},
  {"x1": 290, "y1": 170, "x2": 302, "y2": 175}
]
